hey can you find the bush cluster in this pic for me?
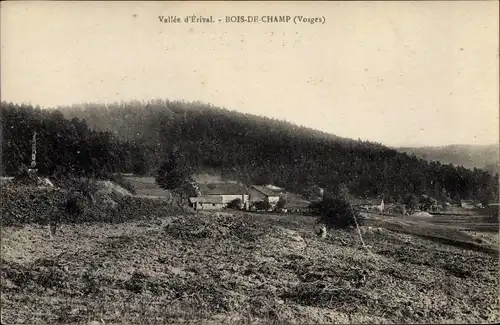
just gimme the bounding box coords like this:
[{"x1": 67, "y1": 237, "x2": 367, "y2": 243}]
[{"x1": 311, "y1": 196, "x2": 364, "y2": 230}]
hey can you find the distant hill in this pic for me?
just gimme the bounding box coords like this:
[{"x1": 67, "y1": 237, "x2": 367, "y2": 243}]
[
  {"x1": 397, "y1": 145, "x2": 499, "y2": 174},
  {"x1": 1, "y1": 100, "x2": 497, "y2": 205},
  {"x1": 50, "y1": 99, "x2": 497, "y2": 204}
]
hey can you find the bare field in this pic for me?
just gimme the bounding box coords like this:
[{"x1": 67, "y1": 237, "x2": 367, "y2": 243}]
[
  {"x1": 361, "y1": 212, "x2": 499, "y2": 255},
  {"x1": 1, "y1": 210, "x2": 499, "y2": 325},
  {"x1": 122, "y1": 177, "x2": 173, "y2": 198}
]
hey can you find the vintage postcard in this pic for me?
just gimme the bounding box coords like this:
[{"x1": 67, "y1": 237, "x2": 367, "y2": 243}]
[{"x1": 1, "y1": 1, "x2": 499, "y2": 324}]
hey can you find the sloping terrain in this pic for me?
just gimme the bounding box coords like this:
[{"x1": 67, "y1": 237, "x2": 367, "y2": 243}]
[
  {"x1": 398, "y1": 144, "x2": 499, "y2": 173},
  {"x1": 0, "y1": 181, "x2": 182, "y2": 227},
  {"x1": 362, "y1": 212, "x2": 499, "y2": 255},
  {"x1": 122, "y1": 176, "x2": 174, "y2": 199},
  {"x1": 54, "y1": 101, "x2": 497, "y2": 204},
  {"x1": 1, "y1": 211, "x2": 498, "y2": 324}
]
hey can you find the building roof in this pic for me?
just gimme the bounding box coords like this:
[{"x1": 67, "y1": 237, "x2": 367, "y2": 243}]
[
  {"x1": 265, "y1": 184, "x2": 283, "y2": 192},
  {"x1": 251, "y1": 185, "x2": 280, "y2": 197},
  {"x1": 198, "y1": 183, "x2": 249, "y2": 195},
  {"x1": 280, "y1": 193, "x2": 311, "y2": 208},
  {"x1": 189, "y1": 196, "x2": 224, "y2": 204}
]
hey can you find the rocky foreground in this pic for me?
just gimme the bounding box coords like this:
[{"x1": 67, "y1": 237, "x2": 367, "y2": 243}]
[{"x1": 1, "y1": 211, "x2": 499, "y2": 324}]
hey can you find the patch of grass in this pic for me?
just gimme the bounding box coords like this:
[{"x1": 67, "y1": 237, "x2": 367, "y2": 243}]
[{"x1": 111, "y1": 174, "x2": 137, "y2": 195}]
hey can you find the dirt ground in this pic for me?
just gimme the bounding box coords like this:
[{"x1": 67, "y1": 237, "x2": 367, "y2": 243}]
[{"x1": 1, "y1": 211, "x2": 499, "y2": 324}]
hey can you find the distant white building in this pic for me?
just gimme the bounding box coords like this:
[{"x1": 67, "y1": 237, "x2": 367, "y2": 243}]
[
  {"x1": 189, "y1": 196, "x2": 224, "y2": 211},
  {"x1": 197, "y1": 183, "x2": 249, "y2": 205},
  {"x1": 189, "y1": 182, "x2": 249, "y2": 210}
]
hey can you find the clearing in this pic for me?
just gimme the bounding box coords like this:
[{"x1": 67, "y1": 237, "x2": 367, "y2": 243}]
[{"x1": 122, "y1": 176, "x2": 174, "y2": 200}]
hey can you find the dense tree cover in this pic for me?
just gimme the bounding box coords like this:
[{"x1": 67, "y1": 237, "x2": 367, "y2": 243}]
[
  {"x1": 3, "y1": 100, "x2": 497, "y2": 205},
  {"x1": 57, "y1": 99, "x2": 497, "y2": 204},
  {"x1": 156, "y1": 149, "x2": 194, "y2": 201},
  {"x1": 0, "y1": 102, "x2": 151, "y2": 178},
  {"x1": 399, "y1": 145, "x2": 499, "y2": 174}
]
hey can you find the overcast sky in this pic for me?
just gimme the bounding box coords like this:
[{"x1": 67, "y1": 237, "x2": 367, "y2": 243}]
[{"x1": 1, "y1": 1, "x2": 498, "y2": 147}]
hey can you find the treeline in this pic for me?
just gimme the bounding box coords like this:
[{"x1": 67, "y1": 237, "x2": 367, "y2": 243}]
[
  {"x1": 0, "y1": 102, "x2": 154, "y2": 178},
  {"x1": 1, "y1": 100, "x2": 497, "y2": 205},
  {"x1": 398, "y1": 144, "x2": 499, "y2": 175},
  {"x1": 55, "y1": 99, "x2": 498, "y2": 205}
]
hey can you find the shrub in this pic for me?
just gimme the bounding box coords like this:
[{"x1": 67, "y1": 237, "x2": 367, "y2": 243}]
[
  {"x1": 14, "y1": 164, "x2": 30, "y2": 180},
  {"x1": 254, "y1": 200, "x2": 272, "y2": 211},
  {"x1": 65, "y1": 192, "x2": 86, "y2": 216},
  {"x1": 228, "y1": 198, "x2": 243, "y2": 210},
  {"x1": 276, "y1": 196, "x2": 287, "y2": 211},
  {"x1": 404, "y1": 194, "x2": 420, "y2": 212},
  {"x1": 53, "y1": 177, "x2": 99, "y2": 198},
  {"x1": 12, "y1": 165, "x2": 43, "y2": 186},
  {"x1": 51, "y1": 177, "x2": 100, "y2": 219},
  {"x1": 311, "y1": 196, "x2": 363, "y2": 230},
  {"x1": 0, "y1": 186, "x2": 66, "y2": 226}
]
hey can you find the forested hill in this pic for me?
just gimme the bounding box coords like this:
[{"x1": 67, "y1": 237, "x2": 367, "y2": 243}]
[
  {"x1": 397, "y1": 145, "x2": 499, "y2": 175},
  {"x1": 55, "y1": 99, "x2": 497, "y2": 204},
  {"x1": 0, "y1": 102, "x2": 151, "y2": 178},
  {"x1": 1, "y1": 100, "x2": 497, "y2": 204}
]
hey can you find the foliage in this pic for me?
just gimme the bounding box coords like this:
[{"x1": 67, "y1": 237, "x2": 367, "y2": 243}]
[
  {"x1": 276, "y1": 196, "x2": 287, "y2": 211},
  {"x1": 1, "y1": 102, "x2": 150, "y2": 179},
  {"x1": 303, "y1": 185, "x2": 324, "y2": 201},
  {"x1": 53, "y1": 177, "x2": 99, "y2": 200},
  {"x1": 2, "y1": 100, "x2": 498, "y2": 205},
  {"x1": 326, "y1": 183, "x2": 353, "y2": 203},
  {"x1": 227, "y1": 198, "x2": 243, "y2": 210},
  {"x1": 311, "y1": 196, "x2": 363, "y2": 230},
  {"x1": 12, "y1": 165, "x2": 39, "y2": 185},
  {"x1": 387, "y1": 204, "x2": 407, "y2": 215},
  {"x1": 0, "y1": 185, "x2": 183, "y2": 226},
  {"x1": 399, "y1": 145, "x2": 499, "y2": 173},
  {"x1": 404, "y1": 194, "x2": 420, "y2": 211},
  {"x1": 254, "y1": 200, "x2": 272, "y2": 211},
  {"x1": 14, "y1": 164, "x2": 30, "y2": 180},
  {"x1": 55, "y1": 99, "x2": 498, "y2": 204},
  {"x1": 418, "y1": 195, "x2": 438, "y2": 211},
  {"x1": 156, "y1": 150, "x2": 194, "y2": 200},
  {"x1": 65, "y1": 192, "x2": 86, "y2": 216}
]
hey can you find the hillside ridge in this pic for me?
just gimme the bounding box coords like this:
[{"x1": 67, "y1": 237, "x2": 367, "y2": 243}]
[
  {"x1": 2, "y1": 100, "x2": 498, "y2": 205},
  {"x1": 398, "y1": 144, "x2": 499, "y2": 174}
]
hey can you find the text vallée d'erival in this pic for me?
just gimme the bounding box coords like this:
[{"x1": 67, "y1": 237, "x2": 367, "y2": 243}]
[{"x1": 158, "y1": 15, "x2": 326, "y2": 25}]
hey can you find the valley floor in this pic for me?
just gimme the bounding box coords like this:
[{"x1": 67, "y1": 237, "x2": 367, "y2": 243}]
[{"x1": 1, "y1": 211, "x2": 499, "y2": 324}]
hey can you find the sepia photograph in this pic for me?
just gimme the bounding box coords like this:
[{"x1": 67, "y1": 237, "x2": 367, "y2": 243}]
[{"x1": 1, "y1": 1, "x2": 499, "y2": 324}]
